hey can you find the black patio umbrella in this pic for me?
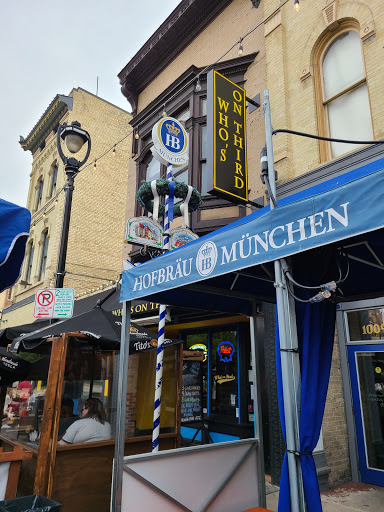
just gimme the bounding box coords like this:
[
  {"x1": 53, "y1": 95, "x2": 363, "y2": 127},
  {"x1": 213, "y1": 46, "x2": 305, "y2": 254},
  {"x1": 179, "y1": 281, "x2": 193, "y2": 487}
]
[
  {"x1": 10, "y1": 304, "x2": 177, "y2": 354},
  {"x1": 0, "y1": 347, "x2": 31, "y2": 386},
  {"x1": 0, "y1": 319, "x2": 50, "y2": 347}
]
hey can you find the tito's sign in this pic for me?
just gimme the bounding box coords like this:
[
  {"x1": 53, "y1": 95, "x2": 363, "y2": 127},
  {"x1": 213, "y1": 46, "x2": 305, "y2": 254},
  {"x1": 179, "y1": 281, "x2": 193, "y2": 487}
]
[{"x1": 207, "y1": 70, "x2": 248, "y2": 203}]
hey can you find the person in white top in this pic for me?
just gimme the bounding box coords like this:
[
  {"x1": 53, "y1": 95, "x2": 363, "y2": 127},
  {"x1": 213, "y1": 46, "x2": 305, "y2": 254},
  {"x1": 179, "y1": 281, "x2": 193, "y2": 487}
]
[{"x1": 58, "y1": 397, "x2": 111, "y2": 445}]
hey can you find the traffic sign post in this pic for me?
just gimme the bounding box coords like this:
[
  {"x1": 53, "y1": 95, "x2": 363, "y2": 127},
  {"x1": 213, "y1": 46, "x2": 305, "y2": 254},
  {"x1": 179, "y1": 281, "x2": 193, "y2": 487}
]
[{"x1": 34, "y1": 288, "x2": 75, "y2": 319}]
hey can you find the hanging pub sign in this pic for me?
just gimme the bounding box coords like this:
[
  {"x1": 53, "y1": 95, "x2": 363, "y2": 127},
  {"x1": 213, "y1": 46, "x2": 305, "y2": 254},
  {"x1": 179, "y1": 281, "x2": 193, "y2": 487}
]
[
  {"x1": 126, "y1": 216, "x2": 163, "y2": 249},
  {"x1": 206, "y1": 70, "x2": 248, "y2": 203},
  {"x1": 151, "y1": 116, "x2": 189, "y2": 166},
  {"x1": 169, "y1": 227, "x2": 199, "y2": 250}
]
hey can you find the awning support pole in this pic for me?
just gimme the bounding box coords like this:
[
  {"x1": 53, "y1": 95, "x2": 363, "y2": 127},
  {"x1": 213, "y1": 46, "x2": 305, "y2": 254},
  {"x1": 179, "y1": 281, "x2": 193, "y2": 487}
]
[
  {"x1": 264, "y1": 89, "x2": 305, "y2": 512},
  {"x1": 111, "y1": 300, "x2": 132, "y2": 512},
  {"x1": 249, "y1": 301, "x2": 266, "y2": 508}
]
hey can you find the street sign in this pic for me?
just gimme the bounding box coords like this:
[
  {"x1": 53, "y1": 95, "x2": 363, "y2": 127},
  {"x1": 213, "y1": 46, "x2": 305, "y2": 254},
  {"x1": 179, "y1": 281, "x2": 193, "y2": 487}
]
[{"x1": 34, "y1": 288, "x2": 75, "y2": 319}]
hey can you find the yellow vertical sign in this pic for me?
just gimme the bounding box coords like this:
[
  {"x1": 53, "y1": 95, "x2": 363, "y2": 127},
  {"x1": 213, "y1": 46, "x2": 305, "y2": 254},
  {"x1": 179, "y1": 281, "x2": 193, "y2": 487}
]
[{"x1": 207, "y1": 70, "x2": 248, "y2": 203}]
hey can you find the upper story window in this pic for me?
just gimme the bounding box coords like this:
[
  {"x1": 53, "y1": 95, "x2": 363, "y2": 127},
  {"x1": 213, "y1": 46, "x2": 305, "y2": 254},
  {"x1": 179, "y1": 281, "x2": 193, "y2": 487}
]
[
  {"x1": 49, "y1": 164, "x2": 58, "y2": 198},
  {"x1": 35, "y1": 178, "x2": 44, "y2": 211},
  {"x1": 38, "y1": 231, "x2": 49, "y2": 281},
  {"x1": 145, "y1": 155, "x2": 162, "y2": 182},
  {"x1": 316, "y1": 27, "x2": 373, "y2": 160},
  {"x1": 25, "y1": 242, "x2": 34, "y2": 287}
]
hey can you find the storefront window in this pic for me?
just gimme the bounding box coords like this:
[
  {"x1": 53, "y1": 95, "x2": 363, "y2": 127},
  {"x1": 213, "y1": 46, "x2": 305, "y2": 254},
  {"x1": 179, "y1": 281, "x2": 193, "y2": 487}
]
[
  {"x1": 182, "y1": 325, "x2": 251, "y2": 425},
  {"x1": 61, "y1": 341, "x2": 114, "y2": 440},
  {"x1": 184, "y1": 332, "x2": 208, "y2": 414},
  {"x1": 129, "y1": 345, "x2": 178, "y2": 437},
  {"x1": 211, "y1": 330, "x2": 238, "y2": 420},
  {"x1": 355, "y1": 351, "x2": 384, "y2": 470},
  {"x1": 347, "y1": 307, "x2": 384, "y2": 341},
  {"x1": 1, "y1": 352, "x2": 49, "y2": 445}
]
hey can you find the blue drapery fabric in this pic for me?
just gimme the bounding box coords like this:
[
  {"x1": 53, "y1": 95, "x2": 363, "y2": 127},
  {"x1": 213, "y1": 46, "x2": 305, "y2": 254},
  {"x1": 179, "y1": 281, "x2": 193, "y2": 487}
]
[
  {"x1": 0, "y1": 198, "x2": 30, "y2": 293},
  {"x1": 276, "y1": 255, "x2": 336, "y2": 511}
]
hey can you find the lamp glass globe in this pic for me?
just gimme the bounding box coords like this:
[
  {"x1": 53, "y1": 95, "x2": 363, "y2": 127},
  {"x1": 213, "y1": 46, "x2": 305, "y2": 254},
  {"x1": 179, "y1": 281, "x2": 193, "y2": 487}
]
[{"x1": 65, "y1": 133, "x2": 85, "y2": 154}]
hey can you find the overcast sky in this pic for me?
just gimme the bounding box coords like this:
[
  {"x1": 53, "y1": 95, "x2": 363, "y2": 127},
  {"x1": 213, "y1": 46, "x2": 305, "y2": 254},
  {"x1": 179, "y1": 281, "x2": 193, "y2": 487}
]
[{"x1": 0, "y1": 0, "x2": 180, "y2": 207}]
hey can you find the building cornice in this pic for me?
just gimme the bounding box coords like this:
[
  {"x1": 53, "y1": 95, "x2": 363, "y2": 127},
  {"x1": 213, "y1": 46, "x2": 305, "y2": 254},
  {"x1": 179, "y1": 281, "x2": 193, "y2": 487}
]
[
  {"x1": 130, "y1": 53, "x2": 258, "y2": 130},
  {"x1": 118, "y1": 0, "x2": 235, "y2": 113},
  {"x1": 19, "y1": 95, "x2": 73, "y2": 154}
]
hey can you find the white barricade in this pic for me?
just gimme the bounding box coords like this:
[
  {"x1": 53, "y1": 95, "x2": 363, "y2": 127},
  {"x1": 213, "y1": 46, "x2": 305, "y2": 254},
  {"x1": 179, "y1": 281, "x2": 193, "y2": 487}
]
[{"x1": 121, "y1": 438, "x2": 260, "y2": 512}]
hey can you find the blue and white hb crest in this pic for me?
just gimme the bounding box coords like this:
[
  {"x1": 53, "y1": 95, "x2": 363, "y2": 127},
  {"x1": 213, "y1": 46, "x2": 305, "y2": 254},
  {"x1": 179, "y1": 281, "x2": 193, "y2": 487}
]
[
  {"x1": 151, "y1": 116, "x2": 189, "y2": 166},
  {"x1": 196, "y1": 241, "x2": 218, "y2": 276}
]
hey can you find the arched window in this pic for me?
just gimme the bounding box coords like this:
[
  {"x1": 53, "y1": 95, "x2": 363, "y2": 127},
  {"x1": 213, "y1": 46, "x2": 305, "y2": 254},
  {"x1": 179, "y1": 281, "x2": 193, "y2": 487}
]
[
  {"x1": 145, "y1": 155, "x2": 161, "y2": 182},
  {"x1": 25, "y1": 242, "x2": 34, "y2": 287},
  {"x1": 315, "y1": 26, "x2": 373, "y2": 160},
  {"x1": 38, "y1": 231, "x2": 49, "y2": 281},
  {"x1": 49, "y1": 163, "x2": 58, "y2": 198},
  {"x1": 35, "y1": 178, "x2": 44, "y2": 211}
]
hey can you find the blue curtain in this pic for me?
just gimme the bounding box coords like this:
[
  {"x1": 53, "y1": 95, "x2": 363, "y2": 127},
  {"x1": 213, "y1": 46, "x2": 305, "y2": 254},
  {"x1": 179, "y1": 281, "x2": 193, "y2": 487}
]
[{"x1": 276, "y1": 293, "x2": 336, "y2": 511}]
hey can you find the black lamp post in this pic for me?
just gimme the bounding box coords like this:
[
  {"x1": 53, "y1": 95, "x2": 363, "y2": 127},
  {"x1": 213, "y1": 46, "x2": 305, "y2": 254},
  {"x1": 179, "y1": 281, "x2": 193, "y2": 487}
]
[{"x1": 55, "y1": 121, "x2": 91, "y2": 289}]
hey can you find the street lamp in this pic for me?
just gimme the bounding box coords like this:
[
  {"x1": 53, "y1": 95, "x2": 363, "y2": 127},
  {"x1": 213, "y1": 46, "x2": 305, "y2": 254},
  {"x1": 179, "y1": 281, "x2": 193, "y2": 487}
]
[{"x1": 55, "y1": 121, "x2": 91, "y2": 289}]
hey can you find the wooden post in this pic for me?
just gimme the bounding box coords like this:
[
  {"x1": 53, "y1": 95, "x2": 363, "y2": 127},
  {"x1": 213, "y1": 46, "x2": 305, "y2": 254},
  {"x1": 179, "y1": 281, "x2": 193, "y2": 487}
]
[
  {"x1": 47, "y1": 333, "x2": 69, "y2": 497},
  {"x1": 33, "y1": 335, "x2": 68, "y2": 496},
  {"x1": 0, "y1": 445, "x2": 33, "y2": 499}
]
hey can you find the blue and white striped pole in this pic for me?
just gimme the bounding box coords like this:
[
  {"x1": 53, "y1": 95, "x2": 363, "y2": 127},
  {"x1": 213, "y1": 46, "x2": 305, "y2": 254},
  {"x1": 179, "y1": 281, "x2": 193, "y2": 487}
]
[{"x1": 152, "y1": 163, "x2": 173, "y2": 452}]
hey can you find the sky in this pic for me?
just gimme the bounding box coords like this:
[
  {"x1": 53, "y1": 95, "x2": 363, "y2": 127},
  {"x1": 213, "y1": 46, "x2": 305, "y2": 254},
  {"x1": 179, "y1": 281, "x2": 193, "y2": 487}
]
[{"x1": 0, "y1": 0, "x2": 181, "y2": 207}]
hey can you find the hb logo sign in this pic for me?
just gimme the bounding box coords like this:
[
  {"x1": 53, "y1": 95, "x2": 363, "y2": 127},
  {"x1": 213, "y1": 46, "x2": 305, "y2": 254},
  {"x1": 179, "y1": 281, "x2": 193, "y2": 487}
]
[
  {"x1": 196, "y1": 241, "x2": 218, "y2": 276},
  {"x1": 151, "y1": 116, "x2": 189, "y2": 166},
  {"x1": 165, "y1": 122, "x2": 181, "y2": 150}
]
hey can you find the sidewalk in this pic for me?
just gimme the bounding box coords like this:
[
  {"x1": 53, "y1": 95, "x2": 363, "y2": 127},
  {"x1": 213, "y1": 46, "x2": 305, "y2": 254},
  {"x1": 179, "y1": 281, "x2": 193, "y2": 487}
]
[{"x1": 265, "y1": 481, "x2": 384, "y2": 511}]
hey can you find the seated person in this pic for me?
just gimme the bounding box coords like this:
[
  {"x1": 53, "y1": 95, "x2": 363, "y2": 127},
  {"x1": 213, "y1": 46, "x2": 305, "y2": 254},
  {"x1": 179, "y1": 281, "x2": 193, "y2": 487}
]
[
  {"x1": 58, "y1": 398, "x2": 79, "y2": 438},
  {"x1": 10, "y1": 381, "x2": 33, "y2": 417},
  {"x1": 58, "y1": 397, "x2": 111, "y2": 446}
]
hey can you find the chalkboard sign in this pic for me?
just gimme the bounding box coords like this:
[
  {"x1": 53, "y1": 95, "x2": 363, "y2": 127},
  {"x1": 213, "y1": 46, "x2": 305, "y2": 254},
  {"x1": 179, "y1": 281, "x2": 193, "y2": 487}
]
[{"x1": 181, "y1": 352, "x2": 203, "y2": 424}]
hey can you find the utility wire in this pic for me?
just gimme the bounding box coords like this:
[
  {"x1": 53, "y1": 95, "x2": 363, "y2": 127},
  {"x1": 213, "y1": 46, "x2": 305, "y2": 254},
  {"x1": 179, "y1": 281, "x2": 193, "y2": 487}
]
[
  {"x1": 273, "y1": 128, "x2": 384, "y2": 146},
  {"x1": 55, "y1": 1, "x2": 294, "y2": 175},
  {"x1": 137, "y1": 0, "x2": 291, "y2": 127},
  {"x1": 66, "y1": 271, "x2": 118, "y2": 281},
  {"x1": 40, "y1": 1, "x2": 295, "y2": 204}
]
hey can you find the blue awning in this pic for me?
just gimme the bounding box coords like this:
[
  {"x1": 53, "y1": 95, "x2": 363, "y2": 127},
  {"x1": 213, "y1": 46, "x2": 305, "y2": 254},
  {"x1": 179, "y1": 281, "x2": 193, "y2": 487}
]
[
  {"x1": 0, "y1": 198, "x2": 31, "y2": 293},
  {"x1": 120, "y1": 158, "x2": 384, "y2": 311}
]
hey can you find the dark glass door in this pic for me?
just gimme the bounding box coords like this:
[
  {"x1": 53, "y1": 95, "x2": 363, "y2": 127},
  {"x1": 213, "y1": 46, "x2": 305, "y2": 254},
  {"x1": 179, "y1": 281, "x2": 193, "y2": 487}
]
[{"x1": 348, "y1": 345, "x2": 384, "y2": 486}]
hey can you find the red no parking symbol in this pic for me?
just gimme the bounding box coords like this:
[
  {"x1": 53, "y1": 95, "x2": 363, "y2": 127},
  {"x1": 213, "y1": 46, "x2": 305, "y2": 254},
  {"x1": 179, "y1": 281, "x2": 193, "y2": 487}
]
[{"x1": 37, "y1": 290, "x2": 54, "y2": 306}]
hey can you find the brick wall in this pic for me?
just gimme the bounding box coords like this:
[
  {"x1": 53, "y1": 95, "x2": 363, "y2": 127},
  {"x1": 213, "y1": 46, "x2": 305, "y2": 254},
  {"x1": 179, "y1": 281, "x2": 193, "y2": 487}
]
[
  {"x1": 124, "y1": 0, "x2": 267, "y2": 225},
  {"x1": 264, "y1": 0, "x2": 384, "y2": 180},
  {"x1": 322, "y1": 338, "x2": 352, "y2": 485},
  {"x1": 126, "y1": 354, "x2": 139, "y2": 437},
  {"x1": 263, "y1": 0, "x2": 384, "y2": 485},
  {"x1": 1, "y1": 88, "x2": 131, "y2": 328}
]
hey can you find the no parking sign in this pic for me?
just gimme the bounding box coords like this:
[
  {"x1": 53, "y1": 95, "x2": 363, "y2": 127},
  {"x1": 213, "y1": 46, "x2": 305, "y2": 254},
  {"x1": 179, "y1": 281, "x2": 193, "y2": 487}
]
[{"x1": 34, "y1": 288, "x2": 74, "y2": 319}]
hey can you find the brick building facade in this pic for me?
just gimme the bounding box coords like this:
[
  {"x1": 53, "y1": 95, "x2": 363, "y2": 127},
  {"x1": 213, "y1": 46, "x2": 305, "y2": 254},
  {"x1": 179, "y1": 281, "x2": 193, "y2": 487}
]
[
  {"x1": 118, "y1": 0, "x2": 384, "y2": 489},
  {"x1": 0, "y1": 88, "x2": 131, "y2": 328}
]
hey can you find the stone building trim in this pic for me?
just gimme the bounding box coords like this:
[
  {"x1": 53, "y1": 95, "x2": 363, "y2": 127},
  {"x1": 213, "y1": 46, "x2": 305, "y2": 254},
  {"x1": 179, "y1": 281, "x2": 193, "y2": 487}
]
[
  {"x1": 19, "y1": 95, "x2": 73, "y2": 155},
  {"x1": 118, "y1": 0, "x2": 235, "y2": 113},
  {"x1": 298, "y1": 0, "x2": 375, "y2": 89},
  {"x1": 264, "y1": 11, "x2": 282, "y2": 37}
]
